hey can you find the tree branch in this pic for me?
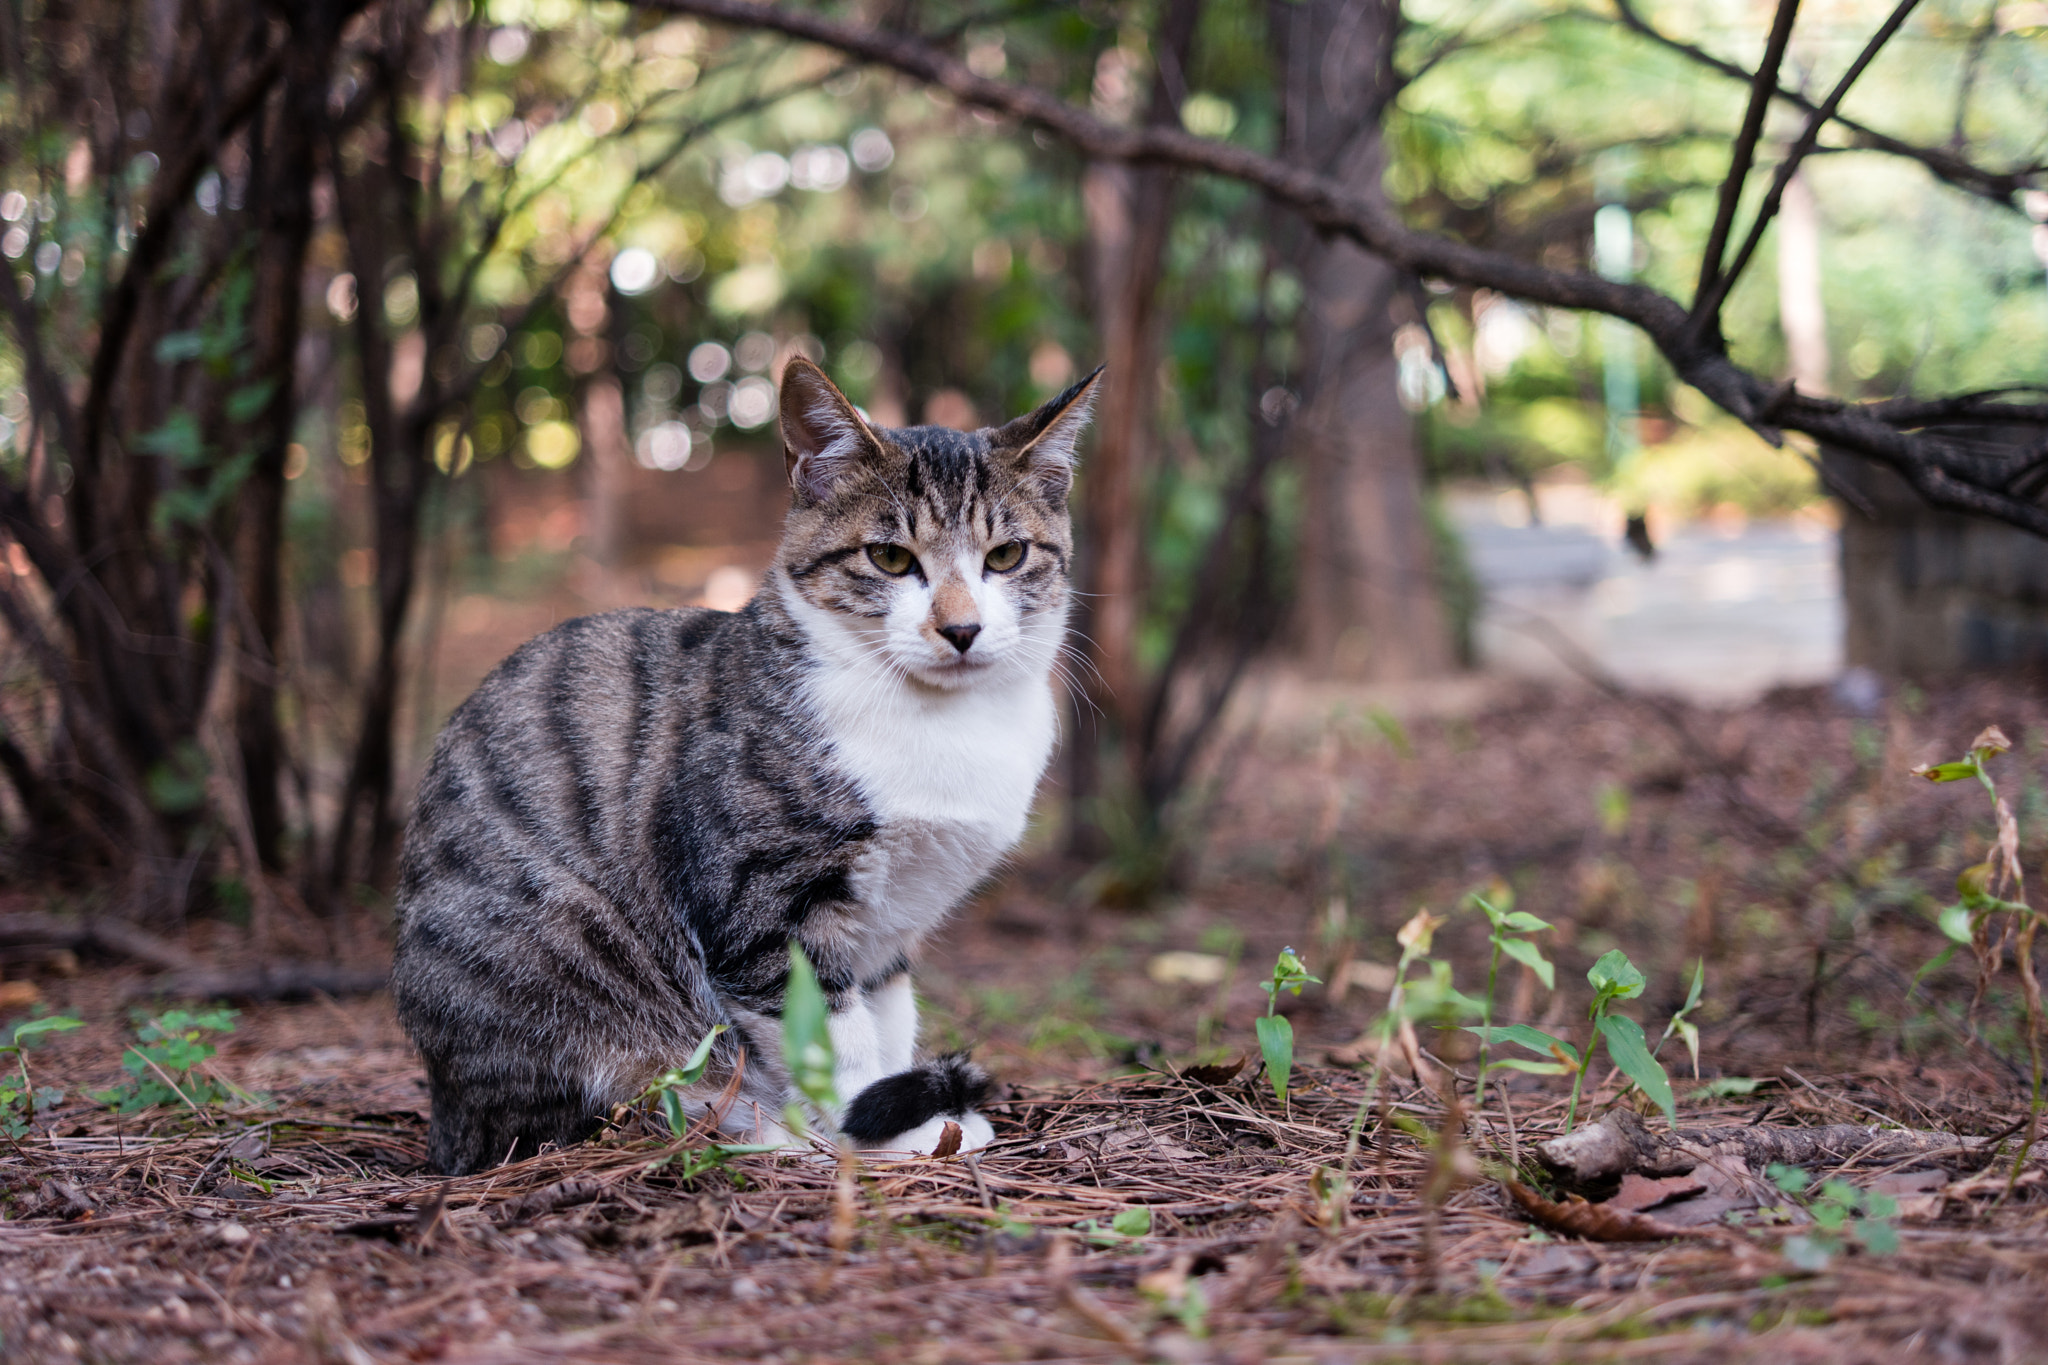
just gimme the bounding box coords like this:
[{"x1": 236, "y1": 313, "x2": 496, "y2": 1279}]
[
  {"x1": 1694, "y1": 0, "x2": 1923, "y2": 329},
  {"x1": 1608, "y1": 0, "x2": 2040, "y2": 211},
  {"x1": 1691, "y1": 0, "x2": 1801, "y2": 319},
  {"x1": 632, "y1": 0, "x2": 2048, "y2": 540}
]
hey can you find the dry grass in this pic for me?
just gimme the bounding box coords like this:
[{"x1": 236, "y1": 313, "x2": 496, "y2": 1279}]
[
  {"x1": 2, "y1": 1054, "x2": 2044, "y2": 1364},
  {"x1": 7, "y1": 676, "x2": 2048, "y2": 1362}
]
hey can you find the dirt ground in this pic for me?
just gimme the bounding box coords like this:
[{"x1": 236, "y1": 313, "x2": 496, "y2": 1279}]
[{"x1": 3, "y1": 675, "x2": 2046, "y2": 1363}]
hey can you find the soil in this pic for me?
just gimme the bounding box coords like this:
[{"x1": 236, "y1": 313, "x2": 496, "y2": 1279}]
[{"x1": 2, "y1": 675, "x2": 2045, "y2": 1363}]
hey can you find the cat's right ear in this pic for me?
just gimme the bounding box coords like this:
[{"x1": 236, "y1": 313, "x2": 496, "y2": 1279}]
[{"x1": 779, "y1": 356, "x2": 881, "y2": 505}]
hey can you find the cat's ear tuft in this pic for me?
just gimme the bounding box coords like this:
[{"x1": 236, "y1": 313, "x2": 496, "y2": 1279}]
[
  {"x1": 992, "y1": 364, "x2": 1101, "y2": 502},
  {"x1": 779, "y1": 356, "x2": 879, "y2": 504}
]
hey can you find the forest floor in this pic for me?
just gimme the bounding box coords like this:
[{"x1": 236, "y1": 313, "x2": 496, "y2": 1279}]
[{"x1": 3, "y1": 673, "x2": 2047, "y2": 1363}]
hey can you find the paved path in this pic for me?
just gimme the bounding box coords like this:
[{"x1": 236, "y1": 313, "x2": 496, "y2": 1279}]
[{"x1": 1445, "y1": 494, "x2": 1842, "y2": 706}]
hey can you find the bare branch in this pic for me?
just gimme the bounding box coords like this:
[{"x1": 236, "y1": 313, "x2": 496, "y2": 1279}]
[
  {"x1": 632, "y1": 0, "x2": 2048, "y2": 542},
  {"x1": 1608, "y1": 0, "x2": 2039, "y2": 211},
  {"x1": 1695, "y1": 0, "x2": 1924, "y2": 329},
  {"x1": 1692, "y1": 0, "x2": 1801, "y2": 317}
]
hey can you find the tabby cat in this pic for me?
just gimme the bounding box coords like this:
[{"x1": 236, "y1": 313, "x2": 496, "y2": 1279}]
[{"x1": 391, "y1": 355, "x2": 1099, "y2": 1174}]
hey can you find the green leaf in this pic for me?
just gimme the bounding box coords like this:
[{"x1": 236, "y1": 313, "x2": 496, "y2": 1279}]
[
  {"x1": 1596, "y1": 1014, "x2": 1675, "y2": 1123},
  {"x1": 136, "y1": 411, "x2": 206, "y2": 466},
  {"x1": 782, "y1": 943, "x2": 836, "y2": 1119},
  {"x1": 1689, "y1": 1077, "x2": 1763, "y2": 1099},
  {"x1": 1587, "y1": 950, "x2": 1645, "y2": 1003},
  {"x1": 1463, "y1": 1024, "x2": 1579, "y2": 1066},
  {"x1": 1488, "y1": 1057, "x2": 1572, "y2": 1076},
  {"x1": 675, "y1": 1024, "x2": 728, "y2": 1088},
  {"x1": 1937, "y1": 903, "x2": 1976, "y2": 945},
  {"x1": 1681, "y1": 959, "x2": 1705, "y2": 1012},
  {"x1": 1782, "y1": 1234, "x2": 1833, "y2": 1271},
  {"x1": 1499, "y1": 911, "x2": 1551, "y2": 932},
  {"x1": 1110, "y1": 1207, "x2": 1152, "y2": 1238},
  {"x1": 1402, "y1": 960, "x2": 1484, "y2": 1021},
  {"x1": 1767, "y1": 1163, "x2": 1810, "y2": 1194},
  {"x1": 1255, "y1": 1014, "x2": 1293, "y2": 1106},
  {"x1": 226, "y1": 380, "x2": 276, "y2": 424},
  {"x1": 1911, "y1": 760, "x2": 1980, "y2": 783},
  {"x1": 154, "y1": 331, "x2": 205, "y2": 364},
  {"x1": 1911, "y1": 944, "x2": 1958, "y2": 994},
  {"x1": 1494, "y1": 935, "x2": 1555, "y2": 990},
  {"x1": 1854, "y1": 1219, "x2": 1899, "y2": 1255},
  {"x1": 1673, "y1": 1020, "x2": 1701, "y2": 1077},
  {"x1": 6, "y1": 1015, "x2": 83, "y2": 1045}
]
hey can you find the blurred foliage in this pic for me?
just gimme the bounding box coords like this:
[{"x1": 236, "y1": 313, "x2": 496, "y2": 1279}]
[{"x1": 0, "y1": 0, "x2": 2042, "y2": 894}]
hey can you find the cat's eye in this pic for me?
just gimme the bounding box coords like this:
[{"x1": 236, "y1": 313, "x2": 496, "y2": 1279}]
[
  {"x1": 866, "y1": 543, "x2": 918, "y2": 576},
  {"x1": 984, "y1": 541, "x2": 1026, "y2": 573}
]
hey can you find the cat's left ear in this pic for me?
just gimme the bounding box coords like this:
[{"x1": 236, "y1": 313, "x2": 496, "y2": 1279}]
[
  {"x1": 991, "y1": 365, "x2": 1102, "y2": 503},
  {"x1": 779, "y1": 356, "x2": 882, "y2": 505}
]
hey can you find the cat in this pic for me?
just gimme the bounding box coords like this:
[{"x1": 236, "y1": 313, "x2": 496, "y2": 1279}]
[{"x1": 391, "y1": 355, "x2": 1099, "y2": 1174}]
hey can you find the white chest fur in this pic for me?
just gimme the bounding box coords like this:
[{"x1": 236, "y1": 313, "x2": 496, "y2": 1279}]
[{"x1": 800, "y1": 652, "x2": 1056, "y2": 978}]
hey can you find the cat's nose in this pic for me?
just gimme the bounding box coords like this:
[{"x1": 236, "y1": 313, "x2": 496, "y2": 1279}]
[{"x1": 938, "y1": 623, "x2": 982, "y2": 654}]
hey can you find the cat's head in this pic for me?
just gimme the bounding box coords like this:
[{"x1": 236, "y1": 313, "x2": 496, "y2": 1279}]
[{"x1": 772, "y1": 355, "x2": 1099, "y2": 691}]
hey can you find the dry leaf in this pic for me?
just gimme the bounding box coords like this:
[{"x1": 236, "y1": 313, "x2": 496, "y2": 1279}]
[
  {"x1": 929, "y1": 1121, "x2": 963, "y2": 1159},
  {"x1": 1339, "y1": 960, "x2": 1397, "y2": 994},
  {"x1": 1180, "y1": 1056, "x2": 1247, "y2": 1085},
  {"x1": 1148, "y1": 951, "x2": 1228, "y2": 986},
  {"x1": 1605, "y1": 1172, "x2": 1705, "y2": 1212},
  {"x1": 0, "y1": 980, "x2": 41, "y2": 1011},
  {"x1": 1503, "y1": 1178, "x2": 1717, "y2": 1243},
  {"x1": 1970, "y1": 725, "x2": 2012, "y2": 756}
]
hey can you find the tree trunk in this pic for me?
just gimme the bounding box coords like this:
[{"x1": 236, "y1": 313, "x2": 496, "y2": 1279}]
[
  {"x1": 1066, "y1": 2, "x2": 1201, "y2": 854},
  {"x1": 239, "y1": 4, "x2": 348, "y2": 868},
  {"x1": 1776, "y1": 169, "x2": 1829, "y2": 395},
  {"x1": 1279, "y1": 0, "x2": 1452, "y2": 680}
]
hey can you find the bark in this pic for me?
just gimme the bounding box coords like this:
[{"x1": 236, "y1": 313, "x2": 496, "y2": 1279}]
[
  {"x1": 580, "y1": 375, "x2": 633, "y2": 571},
  {"x1": 633, "y1": 0, "x2": 2048, "y2": 540},
  {"x1": 1065, "y1": 1, "x2": 1201, "y2": 852},
  {"x1": 1535, "y1": 1107, "x2": 1997, "y2": 1192},
  {"x1": 1279, "y1": 0, "x2": 1451, "y2": 680},
  {"x1": 238, "y1": 4, "x2": 350, "y2": 867}
]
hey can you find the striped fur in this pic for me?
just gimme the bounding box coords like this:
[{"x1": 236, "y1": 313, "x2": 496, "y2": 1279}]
[{"x1": 392, "y1": 358, "x2": 1099, "y2": 1173}]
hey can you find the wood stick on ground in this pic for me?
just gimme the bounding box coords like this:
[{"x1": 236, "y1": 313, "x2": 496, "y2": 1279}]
[{"x1": 1536, "y1": 1107, "x2": 2000, "y2": 1188}]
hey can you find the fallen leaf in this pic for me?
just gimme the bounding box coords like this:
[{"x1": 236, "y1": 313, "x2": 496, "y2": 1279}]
[
  {"x1": 930, "y1": 1121, "x2": 963, "y2": 1159},
  {"x1": 1148, "y1": 951, "x2": 1228, "y2": 986},
  {"x1": 1339, "y1": 961, "x2": 1397, "y2": 994},
  {"x1": 1605, "y1": 1172, "x2": 1705, "y2": 1212},
  {"x1": 0, "y1": 980, "x2": 40, "y2": 1010},
  {"x1": 1180, "y1": 1056, "x2": 1246, "y2": 1086},
  {"x1": 1503, "y1": 1178, "x2": 1722, "y2": 1243}
]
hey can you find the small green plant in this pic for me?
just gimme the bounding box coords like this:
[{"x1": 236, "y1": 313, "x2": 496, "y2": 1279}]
[
  {"x1": 92, "y1": 1008, "x2": 240, "y2": 1112},
  {"x1": 1, "y1": 1015, "x2": 83, "y2": 1139},
  {"x1": 782, "y1": 942, "x2": 838, "y2": 1141},
  {"x1": 1655, "y1": 959, "x2": 1707, "y2": 1078},
  {"x1": 1911, "y1": 725, "x2": 2043, "y2": 1182},
  {"x1": 1318, "y1": 910, "x2": 1484, "y2": 1224},
  {"x1": 1465, "y1": 885, "x2": 1554, "y2": 1088},
  {"x1": 640, "y1": 1024, "x2": 728, "y2": 1136},
  {"x1": 1076, "y1": 1205, "x2": 1153, "y2": 1246},
  {"x1": 1469, "y1": 950, "x2": 1679, "y2": 1130},
  {"x1": 1767, "y1": 1165, "x2": 1899, "y2": 1269},
  {"x1": 638, "y1": 1025, "x2": 790, "y2": 1175},
  {"x1": 1256, "y1": 947, "x2": 1320, "y2": 1106}
]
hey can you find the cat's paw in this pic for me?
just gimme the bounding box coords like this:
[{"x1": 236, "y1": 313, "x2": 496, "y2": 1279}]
[{"x1": 841, "y1": 1054, "x2": 992, "y2": 1156}]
